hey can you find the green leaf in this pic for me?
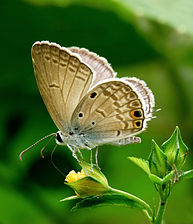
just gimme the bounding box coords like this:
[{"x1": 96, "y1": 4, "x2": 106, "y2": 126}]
[
  {"x1": 148, "y1": 174, "x2": 163, "y2": 185},
  {"x1": 128, "y1": 157, "x2": 151, "y2": 175},
  {"x1": 149, "y1": 170, "x2": 174, "y2": 185},
  {"x1": 162, "y1": 171, "x2": 175, "y2": 183},
  {"x1": 148, "y1": 140, "x2": 168, "y2": 178},
  {"x1": 72, "y1": 192, "x2": 149, "y2": 212},
  {"x1": 162, "y1": 126, "x2": 188, "y2": 168}
]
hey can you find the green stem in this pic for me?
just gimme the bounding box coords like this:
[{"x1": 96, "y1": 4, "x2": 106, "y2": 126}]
[
  {"x1": 111, "y1": 188, "x2": 153, "y2": 222},
  {"x1": 155, "y1": 198, "x2": 167, "y2": 224}
]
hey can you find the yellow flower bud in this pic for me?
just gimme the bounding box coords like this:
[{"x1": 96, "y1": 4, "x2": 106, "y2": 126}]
[
  {"x1": 65, "y1": 162, "x2": 111, "y2": 198},
  {"x1": 65, "y1": 170, "x2": 87, "y2": 183}
]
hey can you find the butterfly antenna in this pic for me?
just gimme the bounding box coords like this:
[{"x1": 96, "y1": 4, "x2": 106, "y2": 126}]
[
  {"x1": 50, "y1": 145, "x2": 65, "y2": 177},
  {"x1": 19, "y1": 133, "x2": 56, "y2": 160}
]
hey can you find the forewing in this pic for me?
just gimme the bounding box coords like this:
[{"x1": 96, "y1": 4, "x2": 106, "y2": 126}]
[
  {"x1": 32, "y1": 41, "x2": 93, "y2": 132},
  {"x1": 69, "y1": 47, "x2": 116, "y2": 87},
  {"x1": 71, "y1": 78, "x2": 154, "y2": 144}
]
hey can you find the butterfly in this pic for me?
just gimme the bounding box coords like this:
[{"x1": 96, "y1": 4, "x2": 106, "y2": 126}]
[{"x1": 20, "y1": 41, "x2": 155, "y2": 165}]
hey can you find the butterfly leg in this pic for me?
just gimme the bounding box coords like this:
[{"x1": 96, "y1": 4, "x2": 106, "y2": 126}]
[
  {"x1": 67, "y1": 144, "x2": 80, "y2": 162},
  {"x1": 90, "y1": 149, "x2": 94, "y2": 173},
  {"x1": 95, "y1": 147, "x2": 101, "y2": 170},
  {"x1": 77, "y1": 148, "x2": 84, "y2": 161}
]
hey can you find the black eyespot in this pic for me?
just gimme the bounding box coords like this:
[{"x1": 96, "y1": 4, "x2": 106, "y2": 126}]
[
  {"x1": 56, "y1": 132, "x2": 63, "y2": 143},
  {"x1": 90, "y1": 92, "x2": 97, "y2": 98},
  {"x1": 136, "y1": 121, "x2": 141, "y2": 127},
  {"x1": 134, "y1": 110, "x2": 142, "y2": 117},
  {"x1": 69, "y1": 132, "x2": 73, "y2": 135},
  {"x1": 91, "y1": 121, "x2": 95, "y2": 125},
  {"x1": 79, "y1": 112, "x2": 83, "y2": 118},
  {"x1": 116, "y1": 130, "x2": 121, "y2": 136}
]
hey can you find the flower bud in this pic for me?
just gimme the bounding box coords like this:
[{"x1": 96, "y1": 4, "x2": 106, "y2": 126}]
[
  {"x1": 162, "y1": 127, "x2": 188, "y2": 169},
  {"x1": 65, "y1": 162, "x2": 111, "y2": 197},
  {"x1": 149, "y1": 140, "x2": 168, "y2": 178}
]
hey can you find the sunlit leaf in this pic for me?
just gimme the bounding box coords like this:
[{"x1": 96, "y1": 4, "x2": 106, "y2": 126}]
[{"x1": 128, "y1": 157, "x2": 150, "y2": 175}]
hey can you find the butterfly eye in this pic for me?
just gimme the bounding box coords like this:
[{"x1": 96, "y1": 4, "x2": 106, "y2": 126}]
[
  {"x1": 116, "y1": 130, "x2": 121, "y2": 136},
  {"x1": 78, "y1": 112, "x2": 84, "y2": 118},
  {"x1": 130, "y1": 109, "x2": 143, "y2": 119},
  {"x1": 91, "y1": 121, "x2": 95, "y2": 126},
  {"x1": 133, "y1": 120, "x2": 142, "y2": 128},
  {"x1": 90, "y1": 92, "x2": 97, "y2": 99}
]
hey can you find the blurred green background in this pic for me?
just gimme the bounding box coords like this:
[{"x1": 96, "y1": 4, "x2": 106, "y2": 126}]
[{"x1": 1, "y1": 0, "x2": 193, "y2": 223}]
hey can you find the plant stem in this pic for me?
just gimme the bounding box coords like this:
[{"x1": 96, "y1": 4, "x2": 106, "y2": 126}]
[
  {"x1": 111, "y1": 188, "x2": 153, "y2": 222},
  {"x1": 155, "y1": 198, "x2": 167, "y2": 224}
]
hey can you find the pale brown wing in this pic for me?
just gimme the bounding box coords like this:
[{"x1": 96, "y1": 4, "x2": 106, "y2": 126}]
[
  {"x1": 69, "y1": 47, "x2": 116, "y2": 87},
  {"x1": 32, "y1": 41, "x2": 93, "y2": 132},
  {"x1": 71, "y1": 78, "x2": 154, "y2": 144}
]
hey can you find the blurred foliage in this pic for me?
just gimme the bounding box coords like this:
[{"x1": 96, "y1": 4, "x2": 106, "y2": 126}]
[{"x1": 1, "y1": 0, "x2": 193, "y2": 223}]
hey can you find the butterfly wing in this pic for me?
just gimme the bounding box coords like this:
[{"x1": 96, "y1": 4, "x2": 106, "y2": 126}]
[
  {"x1": 69, "y1": 47, "x2": 116, "y2": 87},
  {"x1": 32, "y1": 41, "x2": 93, "y2": 132},
  {"x1": 71, "y1": 78, "x2": 154, "y2": 145}
]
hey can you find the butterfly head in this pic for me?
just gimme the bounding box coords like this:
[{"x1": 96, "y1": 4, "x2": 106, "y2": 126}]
[
  {"x1": 55, "y1": 130, "x2": 94, "y2": 150},
  {"x1": 56, "y1": 131, "x2": 69, "y2": 145}
]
